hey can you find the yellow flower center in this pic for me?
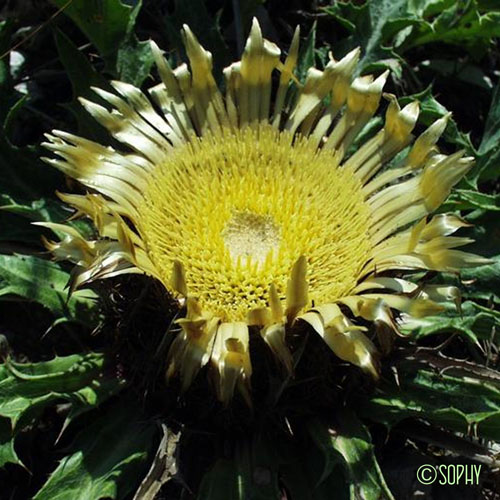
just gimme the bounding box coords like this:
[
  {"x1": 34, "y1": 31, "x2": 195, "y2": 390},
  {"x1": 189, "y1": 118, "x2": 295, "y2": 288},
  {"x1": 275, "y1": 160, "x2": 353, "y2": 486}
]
[
  {"x1": 222, "y1": 211, "x2": 281, "y2": 266},
  {"x1": 137, "y1": 125, "x2": 373, "y2": 321}
]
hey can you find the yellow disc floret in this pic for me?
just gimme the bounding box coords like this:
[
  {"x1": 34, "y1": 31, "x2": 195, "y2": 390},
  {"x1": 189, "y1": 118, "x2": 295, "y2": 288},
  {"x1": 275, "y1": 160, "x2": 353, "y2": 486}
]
[{"x1": 137, "y1": 125, "x2": 372, "y2": 321}]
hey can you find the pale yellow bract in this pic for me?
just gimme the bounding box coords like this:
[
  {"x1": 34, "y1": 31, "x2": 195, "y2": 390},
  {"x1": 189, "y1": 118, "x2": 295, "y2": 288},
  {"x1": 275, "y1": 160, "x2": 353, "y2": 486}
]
[{"x1": 40, "y1": 19, "x2": 488, "y2": 404}]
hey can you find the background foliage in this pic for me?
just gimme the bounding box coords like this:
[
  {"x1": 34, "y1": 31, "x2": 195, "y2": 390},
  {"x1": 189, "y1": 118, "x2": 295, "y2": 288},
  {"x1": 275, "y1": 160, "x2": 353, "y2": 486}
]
[{"x1": 0, "y1": 0, "x2": 499, "y2": 499}]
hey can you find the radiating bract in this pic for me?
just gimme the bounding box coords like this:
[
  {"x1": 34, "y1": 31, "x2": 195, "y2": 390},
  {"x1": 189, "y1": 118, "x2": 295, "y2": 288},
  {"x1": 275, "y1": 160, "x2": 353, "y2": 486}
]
[{"x1": 40, "y1": 20, "x2": 488, "y2": 403}]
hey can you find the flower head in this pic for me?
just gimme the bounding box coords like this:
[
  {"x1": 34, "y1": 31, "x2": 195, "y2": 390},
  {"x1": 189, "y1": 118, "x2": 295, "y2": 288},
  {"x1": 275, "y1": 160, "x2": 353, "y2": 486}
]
[{"x1": 40, "y1": 20, "x2": 488, "y2": 403}]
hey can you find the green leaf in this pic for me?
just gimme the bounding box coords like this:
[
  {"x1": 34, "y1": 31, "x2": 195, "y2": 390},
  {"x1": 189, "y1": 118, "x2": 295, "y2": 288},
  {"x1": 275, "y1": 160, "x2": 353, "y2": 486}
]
[
  {"x1": 3, "y1": 94, "x2": 28, "y2": 137},
  {"x1": 1, "y1": 195, "x2": 67, "y2": 222},
  {"x1": 54, "y1": 28, "x2": 110, "y2": 99},
  {"x1": 34, "y1": 400, "x2": 157, "y2": 500},
  {"x1": 475, "y1": 147, "x2": 500, "y2": 184},
  {"x1": 306, "y1": 420, "x2": 342, "y2": 486},
  {"x1": 0, "y1": 416, "x2": 22, "y2": 468},
  {"x1": 404, "y1": 0, "x2": 500, "y2": 56},
  {"x1": 474, "y1": 79, "x2": 500, "y2": 181},
  {"x1": 479, "y1": 79, "x2": 500, "y2": 154},
  {"x1": 61, "y1": 376, "x2": 126, "y2": 435},
  {"x1": 307, "y1": 415, "x2": 394, "y2": 500},
  {"x1": 296, "y1": 22, "x2": 317, "y2": 83},
  {"x1": 0, "y1": 352, "x2": 124, "y2": 475},
  {"x1": 116, "y1": 35, "x2": 154, "y2": 87},
  {"x1": 0, "y1": 254, "x2": 97, "y2": 322},
  {"x1": 0, "y1": 53, "x2": 92, "y2": 244},
  {"x1": 0, "y1": 353, "x2": 109, "y2": 426},
  {"x1": 0, "y1": 133, "x2": 75, "y2": 244},
  {"x1": 277, "y1": 426, "x2": 350, "y2": 500},
  {"x1": 51, "y1": 0, "x2": 141, "y2": 58},
  {"x1": 0, "y1": 194, "x2": 92, "y2": 243},
  {"x1": 0, "y1": 198, "x2": 91, "y2": 248},
  {"x1": 0, "y1": 213, "x2": 47, "y2": 246},
  {"x1": 464, "y1": 209, "x2": 499, "y2": 257},
  {"x1": 460, "y1": 258, "x2": 500, "y2": 304},
  {"x1": 325, "y1": 0, "x2": 500, "y2": 79},
  {"x1": 0, "y1": 20, "x2": 11, "y2": 83},
  {"x1": 452, "y1": 190, "x2": 500, "y2": 211},
  {"x1": 323, "y1": 0, "x2": 408, "y2": 77},
  {"x1": 401, "y1": 300, "x2": 498, "y2": 343},
  {"x1": 0, "y1": 20, "x2": 15, "y2": 126},
  {"x1": 358, "y1": 369, "x2": 500, "y2": 440},
  {"x1": 419, "y1": 59, "x2": 493, "y2": 90},
  {"x1": 0, "y1": 136, "x2": 60, "y2": 204},
  {"x1": 54, "y1": 29, "x2": 111, "y2": 142}
]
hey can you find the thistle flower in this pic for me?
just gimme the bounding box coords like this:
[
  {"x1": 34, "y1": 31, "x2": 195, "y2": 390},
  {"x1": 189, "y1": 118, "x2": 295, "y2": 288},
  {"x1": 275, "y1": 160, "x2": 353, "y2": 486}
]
[{"x1": 40, "y1": 20, "x2": 488, "y2": 404}]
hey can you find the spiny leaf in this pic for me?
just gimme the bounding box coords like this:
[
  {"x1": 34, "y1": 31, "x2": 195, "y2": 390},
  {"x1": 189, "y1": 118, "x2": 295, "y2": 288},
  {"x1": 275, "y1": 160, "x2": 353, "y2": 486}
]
[
  {"x1": 402, "y1": 300, "x2": 498, "y2": 343},
  {"x1": 403, "y1": 0, "x2": 500, "y2": 56},
  {"x1": 296, "y1": 22, "x2": 316, "y2": 83},
  {"x1": 0, "y1": 194, "x2": 92, "y2": 244},
  {"x1": 324, "y1": 0, "x2": 500, "y2": 80},
  {"x1": 0, "y1": 133, "x2": 81, "y2": 244},
  {"x1": 473, "y1": 78, "x2": 500, "y2": 181},
  {"x1": 0, "y1": 352, "x2": 124, "y2": 474},
  {"x1": 0, "y1": 353, "x2": 109, "y2": 428},
  {"x1": 0, "y1": 135, "x2": 60, "y2": 204},
  {"x1": 307, "y1": 415, "x2": 394, "y2": 500},
  {"x1": 34, "y1": 399, "x2": 157, "y2": 500},
  {"x1": 479, "y1": 78, "x2": 500, "y2": 154},
  {"x1": 116, "y1": 35, "x2": 154, "y2": 87},
  {"x1": 323, "y1": 0, "x2": 409, "y2": 78},
  {"x1": 419, "y1": 59, "x2": 493, "y2": 90},
  {"x1": 452, "y1": 190, "x2": 500, "y2": 211},
  {"x1": 54, "y1": 29, "x2": 112, "y2": 142},
  {"x1": 0, "y1": 417, "x2": 22, "y2": 468},
  {"x1": 60, "y1": 377, "x2": 126, "y2": 436},
  {"x1": 0, "y1": 20, "x2": 15, "y2": 126},
  {"x1": 0, "y1": 64, "x2": 92, "y2": 242},
  {"x1": 0, "y1": 254, "x2": 98, "y2": 323},
  {"x1": 358, "y1": 369, "x2": 500, "y2": 440},
  {"x1": 51, "y1": 0, "x2": 141, "y2": 58}
]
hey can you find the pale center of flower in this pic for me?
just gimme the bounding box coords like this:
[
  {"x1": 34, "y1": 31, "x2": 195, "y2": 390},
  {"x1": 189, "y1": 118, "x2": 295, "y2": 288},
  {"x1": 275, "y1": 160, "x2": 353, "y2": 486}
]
[
  {"x1": 137, "y1": 125, "x2": 373, "y2": 322},
  {"x1": 222, "y1": 211, "x2": 281, "y2": 266}
]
